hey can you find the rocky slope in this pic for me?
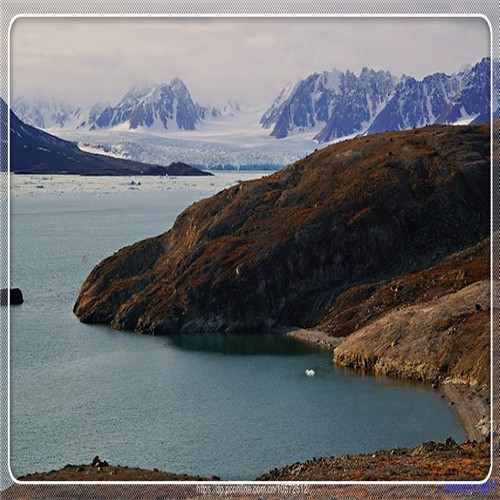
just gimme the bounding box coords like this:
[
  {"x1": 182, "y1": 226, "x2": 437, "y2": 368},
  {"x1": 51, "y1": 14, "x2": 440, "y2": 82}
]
[
  {"x1": 16, "y1": 458, "x2": 217, "y2": 481},
  {"x1": 315, "y1": 235, "x2": 491, "y2": 390},
  {"x1": 257, "y1": 439, "x2": 490, "y2": 481},
  {"x1": 74, "y1": 123, "x2": 490, "y2": 340}
]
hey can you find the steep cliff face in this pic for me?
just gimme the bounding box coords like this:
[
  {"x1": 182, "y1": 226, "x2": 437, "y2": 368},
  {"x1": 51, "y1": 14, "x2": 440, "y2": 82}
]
[{"x1": 74, "y1": 124, "x2": 490, "y2": 337}]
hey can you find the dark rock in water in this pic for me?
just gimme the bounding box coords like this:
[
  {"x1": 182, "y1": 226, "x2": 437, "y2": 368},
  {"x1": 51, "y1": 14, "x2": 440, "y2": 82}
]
[
  {"x1": 74, "y1": 124, "x2": 490, "y2": 339},
  {"x1": 0, "y1": 288, "x2": 23, "y2": 306}
]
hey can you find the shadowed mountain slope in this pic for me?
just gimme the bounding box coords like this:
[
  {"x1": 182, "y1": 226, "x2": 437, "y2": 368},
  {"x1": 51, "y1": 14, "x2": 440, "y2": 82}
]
[{"x1": 2, "y1": 99, "x2": 210, "y2": 176}]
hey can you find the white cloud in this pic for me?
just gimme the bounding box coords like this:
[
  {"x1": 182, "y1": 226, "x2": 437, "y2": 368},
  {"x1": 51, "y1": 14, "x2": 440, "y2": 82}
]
[{"x1": 10, "y1": 16, "x2": 490, "y2": 107}]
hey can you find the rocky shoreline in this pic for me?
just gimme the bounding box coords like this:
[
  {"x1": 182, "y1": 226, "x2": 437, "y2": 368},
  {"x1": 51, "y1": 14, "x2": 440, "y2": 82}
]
[
  {"x1": 439, "y1": 383, "x2": 490, "y2": 442},
  {"x1": 12, "y1": 435, "x2": 489, "y2": 483}
]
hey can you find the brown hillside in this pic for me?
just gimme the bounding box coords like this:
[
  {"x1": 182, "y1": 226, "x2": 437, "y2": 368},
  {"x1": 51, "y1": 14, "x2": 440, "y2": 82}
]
[{"x1": 74, "y1": 124, "x2": 490, "y2": 337}]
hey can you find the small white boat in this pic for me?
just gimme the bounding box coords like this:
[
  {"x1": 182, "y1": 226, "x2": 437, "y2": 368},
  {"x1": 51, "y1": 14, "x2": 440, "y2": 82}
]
[{"x1": 305, "y1": 369, "x2": 315, "y2": 377}]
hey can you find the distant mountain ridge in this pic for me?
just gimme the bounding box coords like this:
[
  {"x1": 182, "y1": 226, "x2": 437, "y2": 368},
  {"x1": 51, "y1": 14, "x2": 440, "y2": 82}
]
[
  {"x1": 14, "y1": 80, "x2": 242, "y2": 133},
  {"x1": 13, "y1": 58, "x2": 496, "y2": 143},
  {"x1": 263, "y1": 57, "x2": 496, "y2": 142},
  {"x1": 367, "y1": 58, "x2": 493, "y2": 134},
  {"x1": 12, "y1": 97, "x2": 109, "y2": 130}
]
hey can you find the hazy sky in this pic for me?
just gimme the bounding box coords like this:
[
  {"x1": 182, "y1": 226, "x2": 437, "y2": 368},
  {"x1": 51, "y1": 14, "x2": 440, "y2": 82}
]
[{"x1": 11, "y1": 17, "x2": 490, "y2": 107}]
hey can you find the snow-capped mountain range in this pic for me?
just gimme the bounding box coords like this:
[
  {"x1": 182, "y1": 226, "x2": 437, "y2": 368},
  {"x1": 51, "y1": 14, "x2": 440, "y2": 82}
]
[
  {"x1": 261, "y1": 68, "x2": 396, "y2": 141},
  {"x1": 11, "y1": 57, "x2": 496, "y2": 169},
  {"x1": 13, "y1": 79, "x2": 243, "y2": 133},
  {"x1": 262, "y1": 57, "x2": 496, "y2": 142}
]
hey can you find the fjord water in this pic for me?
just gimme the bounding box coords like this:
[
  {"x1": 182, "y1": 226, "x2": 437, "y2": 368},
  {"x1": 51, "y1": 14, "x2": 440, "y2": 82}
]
[{"x1": 11, "y1": 175, "x2": 466, "y2": 480}]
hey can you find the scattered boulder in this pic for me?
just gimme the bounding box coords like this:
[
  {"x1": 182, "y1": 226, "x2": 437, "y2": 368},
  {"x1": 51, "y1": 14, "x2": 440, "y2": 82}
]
[{"x1": 0, "y1": 288, "x2": 23, "y2": 306}]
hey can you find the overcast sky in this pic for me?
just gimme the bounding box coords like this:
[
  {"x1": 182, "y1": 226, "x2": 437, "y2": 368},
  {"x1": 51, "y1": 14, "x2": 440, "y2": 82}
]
[{"x1": 11, "y1": 17, "x2": 490, "y2": 107}]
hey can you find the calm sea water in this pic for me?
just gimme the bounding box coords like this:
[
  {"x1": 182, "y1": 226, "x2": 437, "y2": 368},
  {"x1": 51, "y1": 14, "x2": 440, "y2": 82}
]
[{"x1": 10, "y1": 179, "x2": 466, "y2": 480}]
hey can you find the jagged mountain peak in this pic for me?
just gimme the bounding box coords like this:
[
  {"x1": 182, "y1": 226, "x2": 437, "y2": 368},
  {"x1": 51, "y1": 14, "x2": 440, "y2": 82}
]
[
  {"x1": 262, "y1": 66, "x2": 397, "y2": 141},
  {"x1": 88, "y1": 78, "x2": 202, "y2": 131},
  {"x1": 262, "y1": 58, "x2": 495, "y2": 143},
  {"x1": 368, "y1": 58, "x2": 495, "y2": 134}
]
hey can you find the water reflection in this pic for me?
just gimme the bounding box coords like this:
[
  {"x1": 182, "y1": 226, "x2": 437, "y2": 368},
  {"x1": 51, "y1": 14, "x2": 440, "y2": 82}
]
[{"x1": 166, "y1": 333, "x2": 322, "y2": 355}]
